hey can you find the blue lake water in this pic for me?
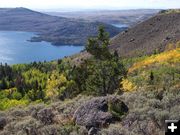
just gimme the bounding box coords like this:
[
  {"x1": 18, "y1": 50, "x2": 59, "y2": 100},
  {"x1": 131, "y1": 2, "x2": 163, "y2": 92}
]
[
  {"x1": 0, "y1": 31, "x2": 84, "y2": 64},
  {"x1": 111, "y1": 24, "x2": 128, "y2": 28}
]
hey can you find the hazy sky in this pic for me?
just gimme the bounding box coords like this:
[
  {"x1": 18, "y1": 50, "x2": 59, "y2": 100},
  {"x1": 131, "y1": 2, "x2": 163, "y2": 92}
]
[{"x1": 0, "y1": 0, "x2": 180, "y2": 11}]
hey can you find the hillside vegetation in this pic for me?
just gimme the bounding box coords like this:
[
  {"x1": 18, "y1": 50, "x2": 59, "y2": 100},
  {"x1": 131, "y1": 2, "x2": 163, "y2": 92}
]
[
  {"x1": 0, "y1": 26, "x2": 127, "y2": 110},
  {"x1": 0, "y1": 24, "x2": 179, "y2": 134},
  {"x1": 122, "y1": 41, "x2": 180, "y2": 92}
]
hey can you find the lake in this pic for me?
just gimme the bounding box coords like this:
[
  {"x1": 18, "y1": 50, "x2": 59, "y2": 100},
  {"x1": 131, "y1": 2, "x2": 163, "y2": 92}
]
[
  {"x1": 0, "y1": 31, "x2": 84, "y2": 64},
  {"x1": 111, "y1": 24, "x2": 129, "y2": 28}
]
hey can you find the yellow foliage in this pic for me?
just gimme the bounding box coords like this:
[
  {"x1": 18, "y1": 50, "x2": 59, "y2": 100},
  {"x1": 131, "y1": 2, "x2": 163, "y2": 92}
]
[
  {"x1": 46, "y1": 71, "x2": 67, "y2": 98},
  {"x1": 129, "y1": 48, "x2": 180, "y2": 73},
  {"x1": 4, "y1": 88, "x2": 18, "y2": 95},
  {"x1": 121, "y1": 78, "x2": 137, "y2": 92}
]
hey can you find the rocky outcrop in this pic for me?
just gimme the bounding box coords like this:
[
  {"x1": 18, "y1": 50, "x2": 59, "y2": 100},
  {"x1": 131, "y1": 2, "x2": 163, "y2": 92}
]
[{"x1": 73, "y1": 96, "x2": 128, "y2": 134}]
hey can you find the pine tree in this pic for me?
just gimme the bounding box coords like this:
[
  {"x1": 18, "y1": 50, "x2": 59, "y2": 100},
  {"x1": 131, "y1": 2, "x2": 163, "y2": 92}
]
[
  {"x1": 86, "y1": 25, "x2": 112, "y2": 60},
  {"x1": 80, "y1": 26, "x2": 127, "y2": 95}
]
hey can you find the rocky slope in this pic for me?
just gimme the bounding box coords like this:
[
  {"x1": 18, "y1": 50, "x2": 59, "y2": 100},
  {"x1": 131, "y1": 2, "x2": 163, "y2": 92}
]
[
  {"x1": 0, "y1": 8, "x2": 123, "y2": 45},
  {"x1": 110, "y1": 10, "x2": 180, "y2": 57}
]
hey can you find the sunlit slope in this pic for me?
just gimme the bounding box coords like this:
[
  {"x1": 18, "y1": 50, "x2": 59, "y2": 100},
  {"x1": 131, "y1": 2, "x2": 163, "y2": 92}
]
[{"x1": 122, "y1": 42, "x2": 180, "y2": 91}]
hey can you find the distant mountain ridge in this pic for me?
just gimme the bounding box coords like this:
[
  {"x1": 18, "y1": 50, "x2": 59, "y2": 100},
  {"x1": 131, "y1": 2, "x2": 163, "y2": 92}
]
[
  {"x1": 0, "y1": 7, "x2": 123, "y2": 45},
  {"x1": 46, "y1": 9, "x2": 159, "y2": 26}
]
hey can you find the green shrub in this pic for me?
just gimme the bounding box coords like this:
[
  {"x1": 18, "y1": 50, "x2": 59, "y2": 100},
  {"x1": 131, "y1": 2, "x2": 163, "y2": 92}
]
[{"x1": 0, "y1": 99, "x2": 29, "y2": 110}]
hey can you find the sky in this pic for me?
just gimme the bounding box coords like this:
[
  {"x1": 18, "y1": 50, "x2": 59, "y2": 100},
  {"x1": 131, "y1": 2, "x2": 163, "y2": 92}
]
[{"x1": 0, "y1": 0, "x2": 180, "y2": 11}]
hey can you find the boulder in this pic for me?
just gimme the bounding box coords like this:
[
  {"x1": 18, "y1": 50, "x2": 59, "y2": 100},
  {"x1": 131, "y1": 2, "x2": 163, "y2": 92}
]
[
  {"x1": 0, "y1": 117, "x2": 7, "y2": 130},
  {"x1": 73, "y1": 96, "x2": 128, "y2": 130}
]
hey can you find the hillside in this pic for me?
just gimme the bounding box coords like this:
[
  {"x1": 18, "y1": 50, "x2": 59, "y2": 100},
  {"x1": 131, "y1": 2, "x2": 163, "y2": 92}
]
[
  {"x1": 0, "y1": 8, "x2": 123, "y2": 45},
  {"x1": 46, "y1": 9, "x2": 159, "y2": 27},
  {"x1": 67, "y1": 10, "x2": 180, "y2": 64},
  {"x1": 0, "y1": 41, "x2": 179, "y2": 135},
  {"x1": 0, "y1": 10, "x2": 179, "y2": 135},
  {"x1": 110, "y1": 10, "x2": 180, "y2": 57}
]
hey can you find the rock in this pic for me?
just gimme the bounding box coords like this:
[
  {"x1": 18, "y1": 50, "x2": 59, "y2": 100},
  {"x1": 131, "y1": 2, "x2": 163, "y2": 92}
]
[
  {"x1": 108, "y1": 97, "x2": 129, "y2": 120},
  {"x1": 73, "y1": 97, "x2": 112, "y2": 129},
  {"x1": 0, "y1": 117, "x2": 7, "y2": 130},
  {"x1": 88, "y1": 127, "x2": 99, "y2": 135},
  {"x1": 124, "y1": 30, "x2": 128, "y2": 33},
  {"x1": 37, "y1": 108, "x2": 55, "y2": 125},
  {"x1": 73, "y1": 96, "x2": 128, "y2": 130},
  {"x1": 165, "y1": 36, "x2": 171, "y2": 40},
  {"x1": 130, "y1": 38, "x2": 135, "y2": 42},
  {"x1": 122, "y1": 30, "x2": 128, "y2": 34}
]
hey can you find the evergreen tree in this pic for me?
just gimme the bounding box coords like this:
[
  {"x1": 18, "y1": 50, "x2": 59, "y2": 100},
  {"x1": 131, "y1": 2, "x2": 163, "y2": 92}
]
[
  {"x1": 86, "y1": 25, "x2": 112, "y2": 60},
  {"x1": 74, "y1": 26, "x2": 127, "y2": 95},
  {"x1": 149, "y1": 71, "x2": 154, "y2": 85},
  {"x1": 150, "y1": 71, "x2": 154, "y2": 81}
]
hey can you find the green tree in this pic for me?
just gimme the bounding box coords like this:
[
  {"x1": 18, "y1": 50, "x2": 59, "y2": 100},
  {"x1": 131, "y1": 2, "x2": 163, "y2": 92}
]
[
  {"x1": 86, "y1": 25, "x2": 112, "y2": 60},
  {"x1": 73, "y1": 26, "x2": 127, "y2": 96},
  {"x1": 85, "y1": 58, "x2": 126, "y2": 95},
  {"x1": 149, "y1": 71, "x2": 154, "y2": 85}
]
